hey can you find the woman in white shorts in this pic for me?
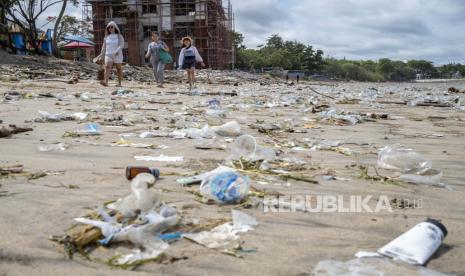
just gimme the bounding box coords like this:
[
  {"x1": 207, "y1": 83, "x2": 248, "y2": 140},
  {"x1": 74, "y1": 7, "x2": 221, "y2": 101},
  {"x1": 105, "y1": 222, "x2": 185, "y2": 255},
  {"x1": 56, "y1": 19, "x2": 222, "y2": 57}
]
[{"x1": 95, "y1": 21, "x2": 124, "y2": 87}]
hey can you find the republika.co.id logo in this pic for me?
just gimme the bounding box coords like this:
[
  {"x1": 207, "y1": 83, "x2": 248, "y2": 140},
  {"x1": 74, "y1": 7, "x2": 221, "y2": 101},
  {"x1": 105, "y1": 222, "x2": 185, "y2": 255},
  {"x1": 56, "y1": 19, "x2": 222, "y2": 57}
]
[{"x1": 263, "y1": 195, "x2": 423, "y2": 213}]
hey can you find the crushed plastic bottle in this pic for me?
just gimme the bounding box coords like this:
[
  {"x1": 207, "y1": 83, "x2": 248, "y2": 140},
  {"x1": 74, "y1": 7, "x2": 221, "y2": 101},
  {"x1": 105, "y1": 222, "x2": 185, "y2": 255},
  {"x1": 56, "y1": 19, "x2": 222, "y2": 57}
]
[
  {"x1": 200, "y1": 168, "x2": 250, "y2": 204},
  {"x1": 112, "y1": 173, "x2": 162, "y2": 217}
]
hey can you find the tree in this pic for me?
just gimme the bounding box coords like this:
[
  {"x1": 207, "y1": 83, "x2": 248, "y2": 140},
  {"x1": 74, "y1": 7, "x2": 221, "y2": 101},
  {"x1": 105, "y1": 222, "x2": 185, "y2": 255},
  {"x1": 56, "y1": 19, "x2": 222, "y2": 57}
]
[
  {"x1": 52, "y1": 0, "x2": 68, "y2": 57},
  {"x1": 0, "y1": 0, "x2": 17, "y2": 51},
  {"x1": 52, "y1": 1, "x2": 79, "y2": 57},
  {"x1": 6, "y1": 0, "x2": 64, "y2": 54},
  {"x1": 407, "y1": 60, "x2": 437, "y2": 77},
  {"x1": 266, "y1": 34, "x2": 284, "y2": 49},
  {"x1": 233, "y1": 31, "x2": 245, "y2": 50}
]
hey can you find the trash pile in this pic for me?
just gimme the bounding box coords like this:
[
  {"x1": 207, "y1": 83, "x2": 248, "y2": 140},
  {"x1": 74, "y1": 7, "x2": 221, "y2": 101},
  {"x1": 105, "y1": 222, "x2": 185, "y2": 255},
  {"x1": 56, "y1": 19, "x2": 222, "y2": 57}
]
[{"x1": 52, "y1": 171, "x2": 258, "y2": 268}]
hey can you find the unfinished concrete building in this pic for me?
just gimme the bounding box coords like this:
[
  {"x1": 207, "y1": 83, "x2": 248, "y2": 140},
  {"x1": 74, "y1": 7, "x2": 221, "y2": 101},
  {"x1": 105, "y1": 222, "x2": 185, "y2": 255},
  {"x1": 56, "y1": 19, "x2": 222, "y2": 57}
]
[{"x1": 84, "y1": 0, "x2": 233, "y2": 69}]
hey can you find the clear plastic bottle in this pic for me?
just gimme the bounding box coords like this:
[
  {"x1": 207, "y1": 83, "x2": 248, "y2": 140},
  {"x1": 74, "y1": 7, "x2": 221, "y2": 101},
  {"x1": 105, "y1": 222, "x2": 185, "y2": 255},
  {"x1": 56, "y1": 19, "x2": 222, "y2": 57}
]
[{"x1": 200, "y1": 170, "x2": 249, "y2": 204}]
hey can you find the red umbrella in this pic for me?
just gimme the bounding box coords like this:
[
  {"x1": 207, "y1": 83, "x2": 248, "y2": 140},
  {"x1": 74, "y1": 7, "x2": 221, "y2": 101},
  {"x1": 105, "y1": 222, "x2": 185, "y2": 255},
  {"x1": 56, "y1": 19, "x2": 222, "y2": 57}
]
[{"x1": 63, "y1": 41, "x2": 94, "y2": 49}]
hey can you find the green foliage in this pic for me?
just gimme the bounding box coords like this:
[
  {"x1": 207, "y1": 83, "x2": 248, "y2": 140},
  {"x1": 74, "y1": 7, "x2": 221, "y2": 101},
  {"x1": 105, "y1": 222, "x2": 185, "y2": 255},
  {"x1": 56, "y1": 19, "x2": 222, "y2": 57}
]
[
  {"x1": 235, "y1": 33, "x2": 325, "y2": 72},
  {"x1": 437, "y1": 63, "x2": 465, "y2": 78},
  {"x1": 57, "y1": 15, "x2": 91, "y2": 40},
  {"x1": 234, "y1": 32, "x2": 465, "y2": 82},
  {"x1": 323, "y1": 59, "x2": 384, "y2": 82}
]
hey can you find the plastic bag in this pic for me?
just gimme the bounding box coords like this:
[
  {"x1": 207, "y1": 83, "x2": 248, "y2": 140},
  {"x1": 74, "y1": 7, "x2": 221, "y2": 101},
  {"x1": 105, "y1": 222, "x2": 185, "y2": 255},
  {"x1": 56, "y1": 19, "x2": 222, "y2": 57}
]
[
  {"x1": 313, "y1": 258, "x2": 448, "y2": 276},
  {"x1": 183, "y1": 210, "x2": 257, "y2": 248},
  {"x1": 377, "y1": 145, "x2": 432, "y2": 174}
]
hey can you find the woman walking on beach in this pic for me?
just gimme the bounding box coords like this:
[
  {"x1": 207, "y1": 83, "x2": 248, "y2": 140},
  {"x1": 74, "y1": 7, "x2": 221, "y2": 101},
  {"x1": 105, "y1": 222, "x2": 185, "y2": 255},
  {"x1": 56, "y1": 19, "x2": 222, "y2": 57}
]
[
  {"x1": 145, "y1": 31, "x2": 170, "y2": 88},
  {"x1": 95, "y1": 21, "x2": 124, "y2": 87},
  {"x1": 178, "y1": 37, "x2": 205, "y2": 90}
]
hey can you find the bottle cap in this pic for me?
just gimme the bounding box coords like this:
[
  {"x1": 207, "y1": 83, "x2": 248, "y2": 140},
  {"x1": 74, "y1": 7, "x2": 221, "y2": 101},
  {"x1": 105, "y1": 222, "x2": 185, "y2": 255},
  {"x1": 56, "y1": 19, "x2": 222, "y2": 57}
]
[
  {"x1": 150, "y1": 168, "x2": 160, "y2": 179},
  {"x1": 426, "y1": 218, "x2": 447, "y2": 238}
]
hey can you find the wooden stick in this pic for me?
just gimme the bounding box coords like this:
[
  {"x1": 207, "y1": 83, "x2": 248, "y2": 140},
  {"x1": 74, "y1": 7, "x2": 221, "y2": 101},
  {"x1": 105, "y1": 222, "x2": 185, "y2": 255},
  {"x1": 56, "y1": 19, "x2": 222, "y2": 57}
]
[{"x1": 307, "y1": 86, "x2": 336, "y2": 100}]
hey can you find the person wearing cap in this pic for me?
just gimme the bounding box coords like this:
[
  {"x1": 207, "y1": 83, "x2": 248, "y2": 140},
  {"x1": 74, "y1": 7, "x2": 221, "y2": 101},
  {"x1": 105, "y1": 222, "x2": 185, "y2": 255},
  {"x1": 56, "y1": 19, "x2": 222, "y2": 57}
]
[
  {"x1": 145, "y1": 31, "x2": 169, "y2": 88},
  {"x1": 178, "y1": 36, "x2": 205, "y2": 90},
  {"x1": 94, "y1": 21, "x2": 125, "y2": 87}
]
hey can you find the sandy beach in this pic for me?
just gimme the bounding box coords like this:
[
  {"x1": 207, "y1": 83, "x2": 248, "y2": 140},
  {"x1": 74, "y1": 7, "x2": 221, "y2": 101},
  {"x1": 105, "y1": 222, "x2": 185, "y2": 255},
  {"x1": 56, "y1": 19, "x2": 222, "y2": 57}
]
[{"x1": 1, "y1": 60, "x2": 465, "y2": 275}]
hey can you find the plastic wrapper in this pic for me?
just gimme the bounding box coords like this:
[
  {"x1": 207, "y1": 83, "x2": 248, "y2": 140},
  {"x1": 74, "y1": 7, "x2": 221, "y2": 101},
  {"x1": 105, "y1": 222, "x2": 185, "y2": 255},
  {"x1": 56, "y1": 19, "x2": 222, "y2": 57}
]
[{"x1": 183, "y1": 210, "x2": 257, "y2": 248}]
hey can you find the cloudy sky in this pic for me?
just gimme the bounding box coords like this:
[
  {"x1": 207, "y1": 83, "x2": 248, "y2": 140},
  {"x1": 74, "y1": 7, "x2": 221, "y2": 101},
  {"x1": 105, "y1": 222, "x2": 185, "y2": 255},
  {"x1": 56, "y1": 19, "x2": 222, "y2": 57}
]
[
  {"x1": 39, "y1": 0, "x2": 465, "y2": 64},
  {"x1": 231, "y1": 0, "x2": 465, "y2": 64}
]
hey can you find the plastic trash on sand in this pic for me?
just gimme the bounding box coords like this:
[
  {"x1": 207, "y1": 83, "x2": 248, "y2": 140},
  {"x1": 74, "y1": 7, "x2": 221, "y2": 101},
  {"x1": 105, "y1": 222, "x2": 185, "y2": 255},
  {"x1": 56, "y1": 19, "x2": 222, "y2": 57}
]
[
  {"x1": 176, "y1": 166, "x2": 230, "y2": 186},
  {"x1": 72, "y1": 112, "x2": 88, "y2": 121},
  {"x1": 194, "y1": 138, "x2": 226, "y2": 150},
  {"x1": 320, "y1": 108, "x2": 362, "y2": 125},
  {"x1": 200, "y1": 167, "x2": 250, "y2": 204},
  {"x1": 76, "y1": 123, "x2": 102, "y2": 135},
  {"x1": 312, "y1": 257, "x2": 449, "y2": 276},
  {"x1": 229, "y1": 135, "x2": 276, "y2": 161},
  {"x1": 134, "y1": 155, "x2": 183, "y2": 162},
  {"x1": 399, "y1": 169, "x2": 443, "y2": 186},
  {"x1": 111, "y1": 212, "x2": 177, "y2": 265},
  {"x1": 212, "y1": 121, "x2": 242, "y2": 137},
  {"x1": 377, "y1": 144, "x2": 431, "y2": 173},
  {"x1": 37, "y1": 110, "x2": 63, "y2": 122},
  {"x1": 377, "y1": 145, "x2": 443, "y2": 186},
  {"x1": 80, "y1": 92, "x2": 91, "y2": 102},
  {"x1": 183, "y1": 210, "x2": 257, "y2": 248},
  {"x1": 110, "y1": 173, "x2": 162, "y2": 217},
  {"x1": 75, "y1": 205, "x2": 177, "y2": 266},
  {"x1": 378, "y1": 219, "x2": 447, "y2": 266},
  {"x1": 38, "y1": 142, "x2": 68, "y2": 152}
]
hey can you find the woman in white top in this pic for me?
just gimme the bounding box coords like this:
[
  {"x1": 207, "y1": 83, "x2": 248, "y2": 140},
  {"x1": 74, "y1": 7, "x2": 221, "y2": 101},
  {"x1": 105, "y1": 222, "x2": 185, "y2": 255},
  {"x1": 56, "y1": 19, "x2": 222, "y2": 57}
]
[
  {"x1": 95, "y1": 21, "x2": 124, "y2": 87},
  {"x1": 145, "y1": 31, "x2": 169, "y2": 88},
  {"x1": 178, "y1": 37, "x2": 205, "y2": 90}
]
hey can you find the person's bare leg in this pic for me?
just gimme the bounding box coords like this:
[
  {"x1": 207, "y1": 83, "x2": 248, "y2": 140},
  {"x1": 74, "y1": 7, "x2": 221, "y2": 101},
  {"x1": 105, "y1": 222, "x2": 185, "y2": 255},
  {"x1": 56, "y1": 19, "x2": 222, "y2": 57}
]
[
  {"x1": 187, "y1": 69, "x2": 192, "y2": 90},
  {"x1": 101, "y1": 61, "x2": 113, "y2": 86},
  {"x1": 115, "y1": 63, "x2": 123, "y2": 87},
  {"x1": 192, "y1": 68, "x2": 196, "y2": 87}
]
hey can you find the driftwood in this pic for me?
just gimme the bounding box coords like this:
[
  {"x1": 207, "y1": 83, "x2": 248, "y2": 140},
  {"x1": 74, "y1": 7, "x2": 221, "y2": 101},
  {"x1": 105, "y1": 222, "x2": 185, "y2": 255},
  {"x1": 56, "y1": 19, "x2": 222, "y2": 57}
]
[
  {"x1": 0, "y1": 125, "x2": 33, "y2": 138},
  {"x1": 377, "y1": 100, "x2": 407, "y2": 105},
  {"x1": 307, "y1": 86, "x2": 336, "y2": 100},
  {"x1": 415, "y1": 102, "x2": 452, "y2": 107}
]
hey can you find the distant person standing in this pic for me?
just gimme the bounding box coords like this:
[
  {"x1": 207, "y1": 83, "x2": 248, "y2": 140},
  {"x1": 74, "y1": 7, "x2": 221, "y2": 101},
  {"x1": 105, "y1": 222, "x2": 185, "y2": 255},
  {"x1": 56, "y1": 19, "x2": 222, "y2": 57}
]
[
  {"x1": 296, "y1": 74, "x2": 300, "y2": 84},
  {"x1": 178, "y1": 37, "x2": 205, "y2": 90},
  {"x1": 145, "y1": 31, "x2": 169, "y2": 88},
  {"x1": 94, "y1": 21, "x2": 124, "y2": 87}
]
